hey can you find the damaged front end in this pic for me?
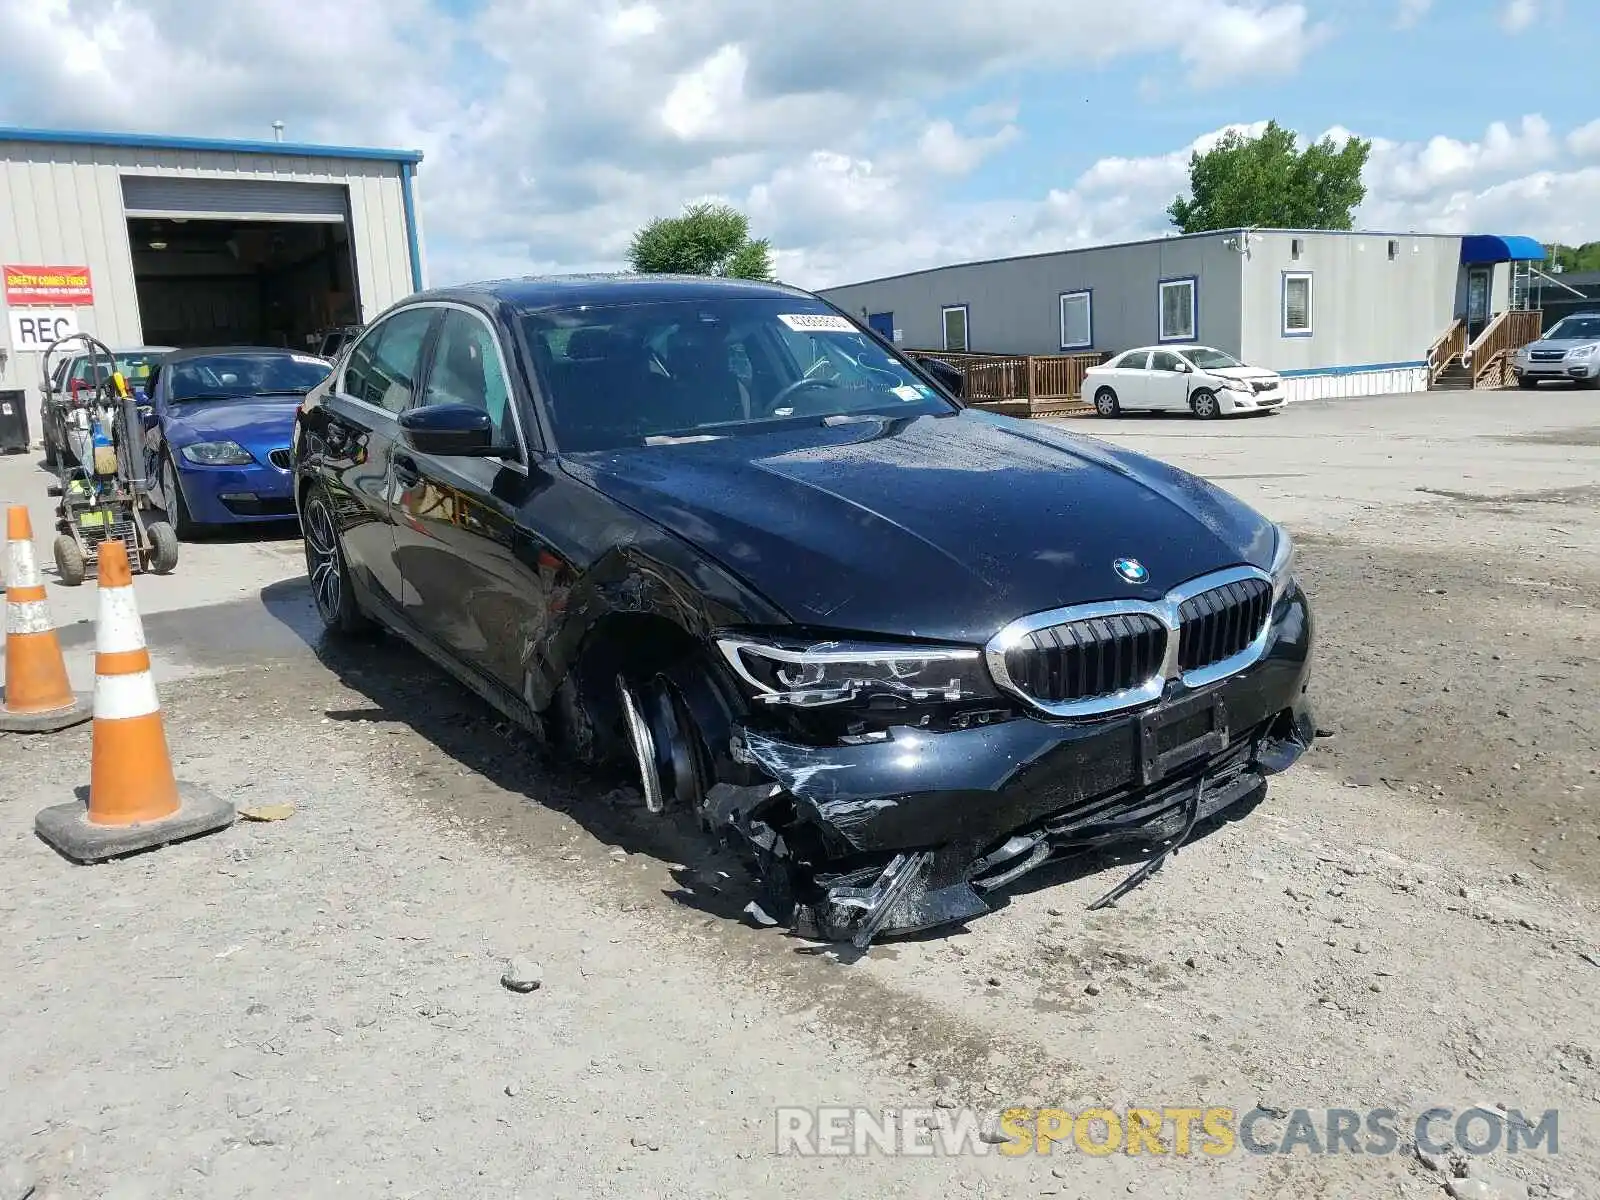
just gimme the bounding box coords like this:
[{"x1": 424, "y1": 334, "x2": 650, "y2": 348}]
[{"x1": 620, "y1": 573, "x2": 1317, "y2": 950}]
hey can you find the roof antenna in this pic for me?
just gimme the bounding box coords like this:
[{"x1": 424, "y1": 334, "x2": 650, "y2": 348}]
[{"x1": 271, "y1": 121, "x2": 285, "y2": 143}]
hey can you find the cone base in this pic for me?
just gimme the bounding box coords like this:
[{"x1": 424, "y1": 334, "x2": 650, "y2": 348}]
[
  {"x1": 35, "y1": 782, "x2": 235, "y2": 864},
  {"x1": 0, "y1": 690, "x2": 93, "y2": 733}
]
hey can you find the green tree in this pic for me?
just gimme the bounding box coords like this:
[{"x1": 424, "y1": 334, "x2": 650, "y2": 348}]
[
  {"x1": 627, "y1": 201, "x2": 774, "y2": 280},
  {"x1": 1546, "y1": 241, "x2": 1600, "y2": 273},
  {"x1": 1167, "y1": 120, "x2": 1372, "y2": 234}
]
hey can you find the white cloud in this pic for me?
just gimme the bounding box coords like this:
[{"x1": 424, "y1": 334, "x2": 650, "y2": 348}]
[
  {"x1": 1, "y1": 1, "x2": 1596, "y2": 296},
  {"x1": 1395, "y1": 0, "x2": 1432, "y2": 26},
  {"x1": 1499, "y1": 0, "x2": 1540, "y2": 31}
]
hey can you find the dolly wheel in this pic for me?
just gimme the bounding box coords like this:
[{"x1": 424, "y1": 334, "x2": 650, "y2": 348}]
[
  {"x1": 147, "y1": 522, "x2": 180, "y2": 574},
  {"x1": 53, "y1": 536, "x2": 86, "y2": 587}
]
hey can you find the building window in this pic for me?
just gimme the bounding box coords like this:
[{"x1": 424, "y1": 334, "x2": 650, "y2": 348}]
[
  {"x1": 941, "y1": 305, "x2": 969, "y2": 352},
  {"x1": 1388, "y1": 239, "x2": 1399, "y2": 260},
  {"x1": 1282, "y1": 271, "x2": 1313, "y2": 336},
  {"x1": 1291, "y1": 238, "x2": 1304, "y2": 260},
  {"x1": 1059, "y1": 290, "x2": 1092, "y2": 350},
  {"x1": 1158, "y1": 278, "x2": 1196, "y2": 342}
]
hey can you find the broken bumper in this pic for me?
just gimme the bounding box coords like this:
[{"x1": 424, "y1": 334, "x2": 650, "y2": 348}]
[{"x1": 721, "y1": 589, "x2": 1315, "y2": 943}]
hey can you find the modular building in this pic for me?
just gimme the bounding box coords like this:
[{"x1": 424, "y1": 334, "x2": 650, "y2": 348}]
[
  {"x1": 0, "y1": 126, "x2": 425, "y2": 441},
  {"x1": 816, "y1": 228, "x2": 1546, "y2": 402}
]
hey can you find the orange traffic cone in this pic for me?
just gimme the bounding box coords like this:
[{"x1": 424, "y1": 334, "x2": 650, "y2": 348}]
[
  {"x1": 34, "y1": 539, "x2": 234, "y2": 864},
  {"x1": 1, "y1": 506, "x2": 91, "y2": 732}
]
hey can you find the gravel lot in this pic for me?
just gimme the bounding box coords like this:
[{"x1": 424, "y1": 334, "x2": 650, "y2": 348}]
[{"x1": 1, "y1": 390, "x2": 1596, "y2": 1199}]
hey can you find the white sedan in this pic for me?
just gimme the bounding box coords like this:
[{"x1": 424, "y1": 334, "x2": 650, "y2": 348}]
[{"x1": 1083, "y1": 345, "x2": 1287, "y2": 419}]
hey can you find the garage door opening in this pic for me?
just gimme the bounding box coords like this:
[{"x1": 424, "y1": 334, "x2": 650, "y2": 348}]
[{"x1": 122, "y1": 175, "x2": 362, "y2": 352}]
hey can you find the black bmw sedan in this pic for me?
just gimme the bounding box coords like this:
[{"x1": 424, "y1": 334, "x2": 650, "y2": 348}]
[{"x1": 291, "y1": 274, "x2": 1315, "y2": 946}]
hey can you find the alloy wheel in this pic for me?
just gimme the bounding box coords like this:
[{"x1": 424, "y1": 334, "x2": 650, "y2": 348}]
[{"x1": 303, "y1": 499, "x2": 342, "y2": 622}]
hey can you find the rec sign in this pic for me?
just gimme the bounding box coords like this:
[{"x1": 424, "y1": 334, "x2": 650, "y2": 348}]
[
  {"x1": 4, "y1": 263, "x2": 95, "y2": 306},
  {"x1": 7, "y1": 308, "x2": 81, "y2": 351}
]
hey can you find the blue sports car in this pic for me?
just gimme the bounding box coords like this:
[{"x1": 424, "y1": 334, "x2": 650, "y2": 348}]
[{"x1": 142, "y1": 347, "x2": 333, "y2": 537}]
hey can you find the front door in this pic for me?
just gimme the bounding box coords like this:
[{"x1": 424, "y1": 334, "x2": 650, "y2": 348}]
[
  {"x1": 1146, "y1": 350, "x2": 1191, "y2": 410},
  {"x1": 393, "y1": 305, "x2": 544, "y2": 694},
  {"x1": 1466, "y1": 268, "x2": 1492, "y2": 342},
  {"x1": 319, "y1": 304, "x2": 441, "y2": 612}
]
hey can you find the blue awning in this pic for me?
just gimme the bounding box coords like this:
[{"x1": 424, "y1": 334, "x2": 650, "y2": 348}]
[{"x1": 1460, "y1": 234, "x2": 1547, "y2": 264}]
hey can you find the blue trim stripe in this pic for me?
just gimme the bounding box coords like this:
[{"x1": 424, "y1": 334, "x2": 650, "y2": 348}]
[
  {"x1": 400, "y1": 163, "x2": 424, "y2": 293},
  {"x1": 1279, "y1": 360, "x2": 1426, "y2": 377},
  {"x1": 0, "y1": 125, "x2": 423, "y2": 165}
]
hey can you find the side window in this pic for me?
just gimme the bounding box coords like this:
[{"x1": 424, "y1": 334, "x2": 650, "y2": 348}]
[
  {"x1": 421, "y1": 309, "x2": 519, "y2": 456},
  {"x1": 1118, "y1": 351, "x2": 1151, "y2": 370},
  {"x1": 1149, "y1": 351, "x2": 1183, "y2": 372},
  {"x1": 342, "y1": 307, "x2": 435, "y2": 414}
]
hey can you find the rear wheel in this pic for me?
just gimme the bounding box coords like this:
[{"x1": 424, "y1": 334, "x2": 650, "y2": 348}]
[
  {"x1": 1093, "y1": 387, "x2": 1120, "y2": 417},
  {"x1": 1189, "y1": 388, "x2": 1220, "y2": 419},
  {"x1": 302, "y1": 485, "x2": 371, "y2": 636}
]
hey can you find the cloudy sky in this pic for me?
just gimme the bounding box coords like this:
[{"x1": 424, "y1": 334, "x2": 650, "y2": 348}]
[{"x1": 1, "y1": 0, "x2": 1594, "y2": 290}]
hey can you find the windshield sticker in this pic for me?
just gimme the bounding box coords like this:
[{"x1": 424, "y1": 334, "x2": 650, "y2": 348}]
[
  {"x1": 891, "y1": 385, "x2": 923, "y2": 402},
  {"x1": 778, "y1": 313, "x2": 858, "y2": 334}
]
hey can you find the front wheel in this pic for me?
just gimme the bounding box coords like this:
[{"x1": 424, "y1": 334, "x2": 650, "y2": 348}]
[
  {"x1": 1093, "y1": 387, "x2": 1120, "y2": 417},
  {"x1": 1517, "y1": 376, "x2": 1538, "y2": 390},
  {"x1": 146, "y1": 521, "x2": 179, "y2": 574},
  {"x1": 161, "y1": 452, "x2": 201, "y2": 540},
  {"x1": 302, "y1": 485, "x2": 371, "y2": 636},
  {"x1": 1189, "y1": 388, "x2": 1220, "y2": 419},
  {"x1": 53, "y1": 535, "x2": 86, "y2": 586}
]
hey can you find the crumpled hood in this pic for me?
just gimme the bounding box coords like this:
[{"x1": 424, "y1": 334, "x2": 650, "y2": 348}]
[
  {"x1": 163, "y1": 395, "x2": 301, "y2": 455},
  {"x1": 1208, "y1": 366, "x2": 1281, "y2": 383},
  {"x1": 560, "y1": 411, "x2": 1278, "y2": 643}
]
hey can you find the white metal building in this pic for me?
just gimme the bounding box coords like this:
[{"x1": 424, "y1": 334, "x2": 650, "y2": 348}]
[
  {"x1": 0, "y1": 127, "x2": 426, "y2": 440},
  {"x1": 818, "y1": 228, "x2": 1546, "y2": 402}
]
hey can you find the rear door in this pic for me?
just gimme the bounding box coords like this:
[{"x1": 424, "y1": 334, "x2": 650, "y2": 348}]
[
  {"x1": 393, "y1": 304, "x2": 544, "y2": 693},
  {"x1": 316, "y1": 304, "x2": 441, "y2": 613},
  {"x1": 1146, "y1": 350, "x2": 1190, "y2": 410},
  {"x1": 1113, "y1": 351, "x2": 1152, "y2": 407}
]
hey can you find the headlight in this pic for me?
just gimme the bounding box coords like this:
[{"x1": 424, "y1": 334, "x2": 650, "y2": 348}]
[
  {"x1": 181, "y1": 440, "x2": 255, "y2": 466},
  {"x1": 1269, "y1": 525, "x2": 1297, "y2": 605},
  {"x1": 1566, "y1": 345, "x2": 1595, "y2": 360},
  {"x1": 715, "y1": 636, "x2": 996, "y2": 707}
]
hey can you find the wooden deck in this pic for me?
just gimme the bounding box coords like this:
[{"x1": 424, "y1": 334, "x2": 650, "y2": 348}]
[{"x1": 910, "y1": 350, "x2": 1107, "y2": 416}]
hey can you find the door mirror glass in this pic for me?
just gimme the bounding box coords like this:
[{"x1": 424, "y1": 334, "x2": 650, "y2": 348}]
[
  {"x1": 399, "y1": 402, "x2": 497, "y2": 456},
  {"x1": 915, "y1": 355, "x2": 964, "y2": 398}
]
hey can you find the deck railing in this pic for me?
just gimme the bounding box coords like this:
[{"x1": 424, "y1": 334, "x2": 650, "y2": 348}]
[
  {"x1": 909, "y1": 350, "x2": 1106, "y2": 416},
  {"x1": 1426, "y1": 318, "x2": 1467, "y2": 385},
  {"x1": 1464, "y1": 309, "x2": 1543, "y2": 388}
]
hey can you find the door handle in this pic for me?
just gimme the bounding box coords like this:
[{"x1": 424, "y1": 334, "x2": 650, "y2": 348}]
[{"x1": 393, "y1": 454, "x2": 421, "y2": 487}]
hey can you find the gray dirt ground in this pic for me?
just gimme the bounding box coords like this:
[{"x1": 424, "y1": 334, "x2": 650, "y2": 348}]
[{"x1": 1, "y1": 389, "x2": 1597, "y2": 1199}]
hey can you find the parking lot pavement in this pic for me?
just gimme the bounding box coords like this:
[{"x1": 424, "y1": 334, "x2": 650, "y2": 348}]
[{"x1": 1, "y1": 392, "x2": 1597, "y2": 1197}]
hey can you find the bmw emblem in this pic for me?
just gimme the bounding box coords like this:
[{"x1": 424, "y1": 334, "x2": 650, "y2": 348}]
[{"x1": 1113, "y1": 557, "x2": 1149, "y2": 585}]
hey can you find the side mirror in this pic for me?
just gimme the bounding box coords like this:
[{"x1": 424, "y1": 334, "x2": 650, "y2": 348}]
[
  {"x1": 1176, "y1": 361, "x2": 1193, "y2": 373},
  {"x1": 915, "y1": 355, "x2": 964, "y2": 398},
  {"x1": 399, "y1": 402, "x2": 501, "y2": 457}
]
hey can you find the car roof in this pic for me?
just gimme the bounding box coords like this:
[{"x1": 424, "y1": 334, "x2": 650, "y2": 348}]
[
  {"x1": 157, "y1": 346, "x2": 330, "y2": 364},
  {"x1": 406, "y1": 272, "x2": 818, "y2": 312}
]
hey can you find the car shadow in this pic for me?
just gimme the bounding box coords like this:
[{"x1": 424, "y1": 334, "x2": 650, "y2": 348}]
[{"x1": 258, "y1": 576, "x2": 1268, "y2": 949}]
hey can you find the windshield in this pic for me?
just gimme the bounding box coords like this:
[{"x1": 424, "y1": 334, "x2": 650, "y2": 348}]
[
  {"x1": 68, "y1": 352, "x2": 164, "y2": 389},
  {"x1": 1544, "y1": 316, "x2": 1600, "y2": 341},
  {"x1": 167, "y1": 352, "x2": 332, "y2": 402},
  {"x1": 519, "y1": 298, "x2": 954, "y2": 452},
  {"x1": 1183, "y1": 347, "x2": 1244, "y2": 369}
]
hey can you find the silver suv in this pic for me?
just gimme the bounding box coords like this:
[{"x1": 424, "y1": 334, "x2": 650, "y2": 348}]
[{"x1": 1512, "y1": 313, "x2": 1600, "y2": 389}]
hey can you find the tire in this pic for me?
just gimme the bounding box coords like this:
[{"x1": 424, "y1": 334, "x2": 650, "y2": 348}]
[
  {"x1": 1093, "y1": 387, "x2": 1120, "y2": 417},
  {"x1": 161, "y1": 451, "x2": 201, "y2": 540},
  {"x1": 302, "y1": 484, "x2": 371, "y2": 636},
  {"x1": 42, "y1": 428, "x2": 57, "y2": 469},
  {"x1": 53, "y1": 535, "x2": 86, "y2": 587},
  {"x1": 146, "y1": 521, "x2": 180, "y2": 574},
  {"x1": 1517, "y1": 377, "x2": 1538, "y2": 390},
  {"x1": 1189, "y1": 388, "x2": 1220, "y2": 419}
]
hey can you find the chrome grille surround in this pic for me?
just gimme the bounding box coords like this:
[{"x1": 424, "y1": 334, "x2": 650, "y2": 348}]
[{"x1": 985, "y1": 564, "x2": 1277, "y2": 719}]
